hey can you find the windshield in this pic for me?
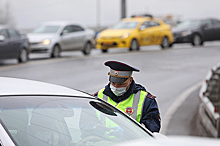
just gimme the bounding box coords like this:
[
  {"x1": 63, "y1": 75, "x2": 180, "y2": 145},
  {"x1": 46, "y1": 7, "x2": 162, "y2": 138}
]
[
  {"x1": 176, "y1": 20, "x2": 201, "y2": 28},
  {"x1": 112, "y1": 21, "x2": 138, "y2": 29},
  {"x1": 0, "y1": 96, "x2": 152, "y2": 146},
  {"x1": 31, "y1": 25, "x2": 60, "y2": 33}
]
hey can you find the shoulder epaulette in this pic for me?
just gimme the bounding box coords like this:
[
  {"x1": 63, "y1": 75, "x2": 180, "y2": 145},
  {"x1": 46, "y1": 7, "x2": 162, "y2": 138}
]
[{"x1": 146, "y1": 93, "x2": 156, "y2": 99}]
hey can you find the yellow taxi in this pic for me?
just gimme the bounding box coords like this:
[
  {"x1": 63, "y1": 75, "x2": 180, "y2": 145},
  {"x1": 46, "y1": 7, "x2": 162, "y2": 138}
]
[{"x1": 96, "y1": 16, "x2": 173, "y2": 52}]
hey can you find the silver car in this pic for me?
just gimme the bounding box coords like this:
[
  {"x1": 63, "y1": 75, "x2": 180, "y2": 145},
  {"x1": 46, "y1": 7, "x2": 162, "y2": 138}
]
[{"x1": 27, "y1": 21, "x2": 96, "y2": 58}]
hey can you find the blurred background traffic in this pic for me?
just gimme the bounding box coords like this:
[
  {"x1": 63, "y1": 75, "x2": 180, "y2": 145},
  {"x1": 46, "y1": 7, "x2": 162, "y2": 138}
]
[
  {"x1": 1, "y1": 0, "x2": 220, "y2": 62},
  {"x1": 0, "y1": 0, "x2": 220, "y2": 140}
]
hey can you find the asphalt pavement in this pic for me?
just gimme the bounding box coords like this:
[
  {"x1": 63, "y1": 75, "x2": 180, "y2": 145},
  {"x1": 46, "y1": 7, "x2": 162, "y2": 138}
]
[{"x1": 167, "y1": 86, "x2": 209, "y2": 137}]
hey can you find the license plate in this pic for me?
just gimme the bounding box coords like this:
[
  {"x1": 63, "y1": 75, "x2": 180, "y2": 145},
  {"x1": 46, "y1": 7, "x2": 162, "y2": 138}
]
[{"x1": 103, "y1": 42, "x2": 113, "y2": 45}]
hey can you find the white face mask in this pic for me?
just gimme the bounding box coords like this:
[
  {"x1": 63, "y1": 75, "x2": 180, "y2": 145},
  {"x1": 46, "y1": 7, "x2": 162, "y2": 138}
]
[{"x1": 110, "y1": 80, "x2": 130, "y2": 96}]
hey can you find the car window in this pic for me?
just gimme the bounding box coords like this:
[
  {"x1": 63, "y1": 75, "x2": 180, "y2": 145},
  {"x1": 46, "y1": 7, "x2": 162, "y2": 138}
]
[
  {"x1": 141, "y1": 21, "x2": 160, "y2": 28},
  {"x1": 112, "y1": 21, "x2": 139, "y2": 29},
  {"x1": 72, "y1": 25, "x2": 84, "y2": 32},
  {"x1": 0, "y1": 29, "x2": 9, "y2": 39},
  {"x1": 32, "y1": 25, "x2": 60, "y2": 33},
  {"x1": 204, "y1": 19, "x2": 213, "y2": 27},
  {"x1": 8, "y1": 29, "x2": 20, "y2": 38},
  {"x1": 213, "y1": 19, "x2": 220, "y2": 26},
  {"x1": 63, "y1": 25, "x2": 74, "y2": 33},
  {"x1": 151, "y1": 21, "x2": 160, "y2": 27},
  {"x1": 176, "y1": 20, "x2": 202, "y2": 28},
  {"x1": 0, "y1": 96, "x2": 152, "y2": 146}
]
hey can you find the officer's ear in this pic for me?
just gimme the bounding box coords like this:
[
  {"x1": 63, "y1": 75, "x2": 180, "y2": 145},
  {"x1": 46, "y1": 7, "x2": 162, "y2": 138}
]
[{"x1": 129, "y1": 77, "x2": 133, "y2": 84}]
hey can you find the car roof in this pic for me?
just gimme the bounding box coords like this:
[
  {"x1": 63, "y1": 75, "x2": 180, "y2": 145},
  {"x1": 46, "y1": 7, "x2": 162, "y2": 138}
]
[
  {"x1": 121, "y1": 17, "x2": 163, "y2": 23},
  {"x1": 0, "y1": 77, "x2": 93, "y2": 97},
  {"x1": 40, "y1": 21, "x2": 88, "y2": 28}
]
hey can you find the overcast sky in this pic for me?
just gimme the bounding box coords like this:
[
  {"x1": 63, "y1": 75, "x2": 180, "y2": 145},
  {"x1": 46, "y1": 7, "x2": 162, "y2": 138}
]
[{"x1": 5, "y1": 0, "x2": 220, "y2": 29}]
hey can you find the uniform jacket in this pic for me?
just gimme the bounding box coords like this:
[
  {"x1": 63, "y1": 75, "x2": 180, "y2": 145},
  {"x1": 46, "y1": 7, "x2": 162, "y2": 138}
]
[{"x1": 95, "y1": 80, "x2": 161, "y2": 133}]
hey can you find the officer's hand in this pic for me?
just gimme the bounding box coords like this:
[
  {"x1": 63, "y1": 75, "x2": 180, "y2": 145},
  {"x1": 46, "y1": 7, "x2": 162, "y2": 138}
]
[{"x1": 108, "y1": 126, "x2": 124, "y2": 138}]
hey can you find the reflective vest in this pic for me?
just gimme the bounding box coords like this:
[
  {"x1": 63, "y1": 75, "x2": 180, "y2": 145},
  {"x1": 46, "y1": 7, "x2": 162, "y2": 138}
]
[{"x1": 98, "y1": 88, "x2": 148, "y2": 122}]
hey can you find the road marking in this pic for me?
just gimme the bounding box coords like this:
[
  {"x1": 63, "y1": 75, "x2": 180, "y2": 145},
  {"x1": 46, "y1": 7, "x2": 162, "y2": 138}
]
[{"x1": 160, "y1": 81, "x2": 202, "y2": 135}]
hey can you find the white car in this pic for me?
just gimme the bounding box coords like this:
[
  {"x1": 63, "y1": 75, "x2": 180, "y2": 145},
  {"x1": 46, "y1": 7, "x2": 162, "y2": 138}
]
[
  {"x1": 115, "y1": 136, "x2": 220, "y2": 146},
  {"x1": 27, "y1": 21, "x2": 95, "y2": 58},
  {"x1": 0, "y1": 77, "x2": 160, "y2": 146}
]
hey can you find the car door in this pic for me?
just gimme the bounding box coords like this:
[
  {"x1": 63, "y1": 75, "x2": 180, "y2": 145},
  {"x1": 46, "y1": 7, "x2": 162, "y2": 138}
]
[
  {"x1": 148, "y1": 21, "x2": 162, "y2": 45},
  {"x1": 0, "y1": 29, "x2": 10, "y2": 59},
  {"x1": 139, "y1": 21, "x2": 161, "y2": 46},
  {"x1": 201, "y1": 19, "x2": 215, "y2": 41},
  {"x1": 60, "y1": 25, "x2": 75, "y2": 50},
  {"x1": 212, "y1": 19, "x2": 220, "y2": 40},
  {"x1": 7, "y1": 29, "x2": 23, "y2": 58},
  {"x1": 71, "y1": 25, "x2": 86, "y2": 50}
]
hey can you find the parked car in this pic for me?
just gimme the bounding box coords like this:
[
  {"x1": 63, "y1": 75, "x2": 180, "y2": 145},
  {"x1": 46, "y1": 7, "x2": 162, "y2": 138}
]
[
  {"x1": 96, "y1": 16, "x2": 173, "y2": 53},
  {"x1": 27, "y1": 21, "x2": 96, "y2": 58},
  {"x1": 115, "y1": 136, "x2": 220, "y2": 146},
  {"x1": 0, "y1": 25, "x2": 29, "y2": 63},
  {"x1": 0, "y1": 77, "x2": 161, "y2": 146},
  {"x1": 172, "y1": 18, "x2": 220, "y2": 46}
]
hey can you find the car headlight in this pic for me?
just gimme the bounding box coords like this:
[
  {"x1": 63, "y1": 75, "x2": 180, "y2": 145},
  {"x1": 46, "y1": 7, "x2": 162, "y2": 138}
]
[
  {"x1": 42, "y1": 39, "x2": 50, "y2": 45},
  {"x1": 120, "y1": 33, "x2": 130, "y2": 38},
  {"x1": 181, "y1": 31, "x2": 192, "y2": 37}
]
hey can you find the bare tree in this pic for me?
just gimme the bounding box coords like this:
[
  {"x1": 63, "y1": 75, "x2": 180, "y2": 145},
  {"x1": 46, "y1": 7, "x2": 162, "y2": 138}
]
[{"x1": 0, "y1": 0, "x2": 16, "y2": 26}]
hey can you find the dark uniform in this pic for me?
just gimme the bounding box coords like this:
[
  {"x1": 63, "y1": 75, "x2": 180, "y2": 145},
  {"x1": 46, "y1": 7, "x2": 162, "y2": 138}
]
[{"x1": 94, "y1": 61, "x2": 161, "y2": 133}]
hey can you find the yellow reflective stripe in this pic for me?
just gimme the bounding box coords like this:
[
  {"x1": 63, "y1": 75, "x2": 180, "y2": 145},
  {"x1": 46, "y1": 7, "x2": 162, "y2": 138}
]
[
  {"x1": 116, "y1": 94, "x2": 134, "y2": 111},
  {"x1": 96, "y1": 111, "x2": 101, "y2": 120},
  {"x1": 106, "y1": 96, "x2": 117, "y2": 106},
  {"x1": 106, "y1": 117, "x2": 119, "y2": 128},
  {"x1": 136, "y1": 90, "x2": 148, "y2": 122},
  {"x1": 98, "y1": 88, "x2": 105, "y2": 100},
  {"x1": 97, "y1": 88, "x2": 147, "y2": 124}
]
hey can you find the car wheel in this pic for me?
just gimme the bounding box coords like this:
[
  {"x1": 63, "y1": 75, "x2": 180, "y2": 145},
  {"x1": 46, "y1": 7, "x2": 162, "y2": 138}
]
[
  {"x1": 169, "y1": 43, "x2": 173, "y2": 48},
  {"x1": 101, "y1": 49, "x2": 108, "y2": 53},
  {"x1": 82, "y1": 42, "x2": 91, "y2": 55},
  {"x1": 192, "y1": 34, "x2": 203, "y2": 46},
  {"x1": 129, "y1": 39, "x2": 139, "y2": 51},
  {"x1": 161, "y1": 37, "x2": 170, "y2": 49},
  {"x1": 51, "y1": 45, "x2": 60, "y2": 58},
  {"x1": 18, "y1": 48, "x2": 28, "y2": 63}
]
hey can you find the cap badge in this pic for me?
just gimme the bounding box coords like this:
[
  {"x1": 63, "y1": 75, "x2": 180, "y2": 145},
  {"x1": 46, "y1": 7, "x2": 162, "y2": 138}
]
[
  {"x1": 114, "y1": 71, "x2": 119, "y2": 76},
  {"x1": 125, "y1": 107, "x2": 133, "y2": 115}
]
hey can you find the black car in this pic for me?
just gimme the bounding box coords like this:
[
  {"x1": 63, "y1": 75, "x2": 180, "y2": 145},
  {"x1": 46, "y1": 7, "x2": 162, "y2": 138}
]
[
  {"x1": 172, "y1": 18, "x2": 220, "y2": 46},
  {"x1": 0, "y1": 25, "x2": 29, "y2": 63}
]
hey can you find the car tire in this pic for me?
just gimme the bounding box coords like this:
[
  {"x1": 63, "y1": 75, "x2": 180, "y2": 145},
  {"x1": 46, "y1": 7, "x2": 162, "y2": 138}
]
[
  {"x1": 192, "y1": 34, "x2": 203, "y2": 46},
  {"x1": 51, "y1": 45, "x2": 60, "y2": 58},
  {"x1": 101, "y1": 49, "x2": 108, "y2": 53},
  {"x1": 129, "y1": 39, "x2": 139, "y2": 51},
  {"x1": 18, "y1": 48, "x2": 28, "y2": 63},
  {"x1": 161, "y1": 36, "x2": 170, "y2": 49},
  {"x1": 82, "y1": 42, "x2": 91, "y2": 55},
  {"x1": 169, "y1": 43, "x2": 173, "y2": 48}
]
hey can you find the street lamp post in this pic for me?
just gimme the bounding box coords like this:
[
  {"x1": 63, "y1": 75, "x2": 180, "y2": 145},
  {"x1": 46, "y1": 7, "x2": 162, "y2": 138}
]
[
  {"x1": 96, "y1": 0, "x2": 101, "y2": 27},
  {"x1": 121, "y1": 0, "x2": 126, "y2": 18}
]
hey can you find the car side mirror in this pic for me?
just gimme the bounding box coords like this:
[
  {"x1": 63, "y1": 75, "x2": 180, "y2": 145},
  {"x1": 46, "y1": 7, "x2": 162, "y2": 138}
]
[
  {"x1": 139, "y1": 25, "x2": 146, "y2": 30},
  {"x1": 60, "y1": 30, "x2": 69, "y2": 36},
  {"x1": 0, "y1": 35, "x2": 5, "y2": 42}
]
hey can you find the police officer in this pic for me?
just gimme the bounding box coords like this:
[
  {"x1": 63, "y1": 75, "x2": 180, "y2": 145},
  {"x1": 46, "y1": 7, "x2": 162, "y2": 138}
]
[{"x1": 94, "y1": 60, "x2": 161, "y2": 132}]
